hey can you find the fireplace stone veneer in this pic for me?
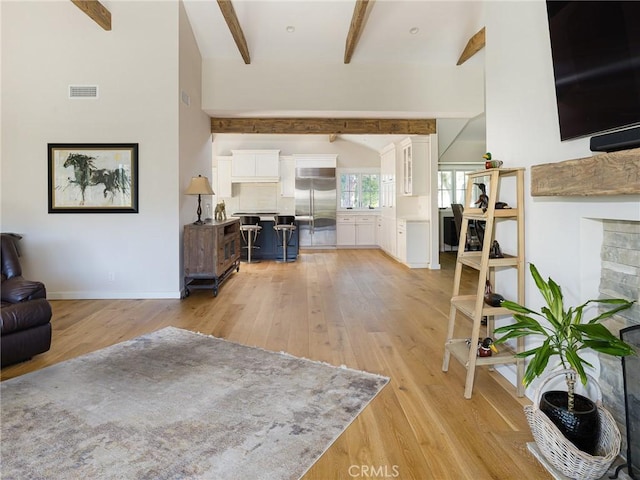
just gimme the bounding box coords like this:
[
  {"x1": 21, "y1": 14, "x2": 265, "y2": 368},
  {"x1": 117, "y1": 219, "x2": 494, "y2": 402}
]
[{"x1": 597, "y1": 220, "x2": 640, "y2": 477}]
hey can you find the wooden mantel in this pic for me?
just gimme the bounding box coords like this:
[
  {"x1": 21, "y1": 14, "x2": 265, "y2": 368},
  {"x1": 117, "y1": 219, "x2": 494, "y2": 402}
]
[{"x1": 531, "y1": 147, "x2": 640, "y2": 196}]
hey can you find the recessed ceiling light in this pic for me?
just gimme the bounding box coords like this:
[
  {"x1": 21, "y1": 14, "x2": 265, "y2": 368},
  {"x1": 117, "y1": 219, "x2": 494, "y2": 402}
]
[
  {"x1": 286, "y1": 26, "x2": 295, "y2": 33},
  {"x1": 409, "y1": 27, "x2": 419, "y2": 35}
]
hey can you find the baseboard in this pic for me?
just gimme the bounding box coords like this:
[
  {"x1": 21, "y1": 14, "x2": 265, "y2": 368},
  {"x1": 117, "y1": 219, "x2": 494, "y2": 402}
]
[{"x1": 48, "y1": 291, "x2": 182, "y2": 300}]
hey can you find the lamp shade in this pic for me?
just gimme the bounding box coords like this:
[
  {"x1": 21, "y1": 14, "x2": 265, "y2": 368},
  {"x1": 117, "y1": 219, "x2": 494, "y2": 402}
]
[{"x1": 185, "y1": 175, "x2": 214, "y2": 195}]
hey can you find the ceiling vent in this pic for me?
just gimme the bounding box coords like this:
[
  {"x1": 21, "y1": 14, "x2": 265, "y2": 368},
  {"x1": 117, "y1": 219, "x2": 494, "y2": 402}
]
[{"x1": 69, "y1": 85, "x2": 98, "y2": 99}]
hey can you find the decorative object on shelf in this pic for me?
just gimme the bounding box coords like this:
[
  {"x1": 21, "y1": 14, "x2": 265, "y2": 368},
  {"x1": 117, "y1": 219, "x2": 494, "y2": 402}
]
[
  {"x1": 495, "y1": 201, "x2": 510, "y2": 209},
  {"x1": 489, "y1": 240, "x2": 504, "y2": 258},
  {"x1": 484, "y1": 280, "x2": 505, "y2": 307},
  {"x1": 474, "y1": 183, "x2": 489, "y2": 211},
  {"x1": 494, "y1": 263, "x2": 634, "y2": 477},
  {"x1": 214, "y1": 201, "x2": 227, "y2": 222},
  {"x1": 477, "y1": 337, "x2": 498, "y2": 357},
  {"x1": 48, "y1": 143, "x2": 139, "y2": 213},
  {"x1": 185, "y1": 175, "x2": 215, "y2": 225},
  {"x1": 482, "y1": 152, "x2": 504, "y2": 169}
]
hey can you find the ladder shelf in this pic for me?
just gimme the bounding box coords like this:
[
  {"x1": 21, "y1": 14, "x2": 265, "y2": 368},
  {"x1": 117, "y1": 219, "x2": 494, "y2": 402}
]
[{"x1": 442, "y1": 167, "x2": 526, "y2": 399}]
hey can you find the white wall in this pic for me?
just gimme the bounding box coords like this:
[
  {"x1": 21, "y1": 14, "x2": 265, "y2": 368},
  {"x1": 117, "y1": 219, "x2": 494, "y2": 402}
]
[
  {"x1": 1, "y1": 1, "x2": 183, "y2": 298},
  {"x1": 439, "y1": 140, "x2": 486, "y2": 164},
  {"x1": 203, "y1": 60, "x2": 485, "y2": 118},
  {"x1": 485, "y1": 1, "x2": 640, "y2": 390},
  {"x1": 179, "y1": 2, "x2": 214, "y2": 248}
]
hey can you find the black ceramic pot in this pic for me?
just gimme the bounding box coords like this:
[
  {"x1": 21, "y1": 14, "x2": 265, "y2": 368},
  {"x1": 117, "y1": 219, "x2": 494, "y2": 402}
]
[{"x1": 539, "y1": 390, "x2": 600, "y2": 455}]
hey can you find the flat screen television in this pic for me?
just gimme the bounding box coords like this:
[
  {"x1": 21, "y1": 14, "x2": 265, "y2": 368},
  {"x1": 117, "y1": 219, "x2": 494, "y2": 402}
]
[{"x1": 546, "y1": 1, "x2": 640, "y2": 141}]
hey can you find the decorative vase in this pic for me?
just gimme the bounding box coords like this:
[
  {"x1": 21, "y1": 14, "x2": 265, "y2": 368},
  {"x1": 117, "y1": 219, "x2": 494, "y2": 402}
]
[{"x1": 539, "y1": 390, "x2": 600, "y2": 455}]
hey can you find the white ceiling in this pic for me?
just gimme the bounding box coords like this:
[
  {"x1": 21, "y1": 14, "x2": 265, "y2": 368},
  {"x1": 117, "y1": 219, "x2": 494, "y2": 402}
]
[
  {"x1": 182, "y1": 0, "x2": 487, "y2": 150},
  {"x1": 183, "y1": 0, "x2": 485, "y2": 66}
]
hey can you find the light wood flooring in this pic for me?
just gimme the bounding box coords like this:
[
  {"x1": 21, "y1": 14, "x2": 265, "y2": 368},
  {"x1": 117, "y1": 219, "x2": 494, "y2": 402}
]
[{"x1": 1, "y1": 249, "x2": 550, "y2": 479}]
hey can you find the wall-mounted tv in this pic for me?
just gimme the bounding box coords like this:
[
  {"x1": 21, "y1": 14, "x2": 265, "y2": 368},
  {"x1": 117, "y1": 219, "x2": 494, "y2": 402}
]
[{"x1": 546, "y1": 1, "x2": 640, "y2": 141}]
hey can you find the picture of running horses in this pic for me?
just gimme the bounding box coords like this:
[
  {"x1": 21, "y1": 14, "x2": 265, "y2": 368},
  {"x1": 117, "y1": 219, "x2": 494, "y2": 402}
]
[{"x1": 48, "y1": 143, "x2": 138, "y2": 213}]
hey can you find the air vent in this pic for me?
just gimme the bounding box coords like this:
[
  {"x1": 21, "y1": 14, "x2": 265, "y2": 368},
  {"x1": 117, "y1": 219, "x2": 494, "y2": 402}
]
[
  {"x1": 181, "y1": 90, "x2": 190, "y2": 106},
  {"x1": 69, "y1": 85, "x2": 98, "y2": 99}
]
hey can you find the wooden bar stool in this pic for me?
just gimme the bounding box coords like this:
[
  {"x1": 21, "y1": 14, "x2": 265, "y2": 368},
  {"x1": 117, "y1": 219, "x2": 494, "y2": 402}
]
[
  {"x1": 240, "y1": 216, "x2": 262, "y2": 263},
  {"x1": 273, "y1": 215, "x2": 296, "y2": 263}
]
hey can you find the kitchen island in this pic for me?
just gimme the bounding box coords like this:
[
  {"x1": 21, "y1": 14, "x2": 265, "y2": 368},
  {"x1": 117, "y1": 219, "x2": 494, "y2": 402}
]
[{"x1": 232, "y1": 213, "x2": 299, "y2": 262}]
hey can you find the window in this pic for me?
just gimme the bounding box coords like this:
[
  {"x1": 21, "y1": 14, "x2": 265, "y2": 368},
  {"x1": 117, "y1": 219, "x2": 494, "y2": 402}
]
[
  {"x1": 437, "y1": 164, "x2": 483, "y2": 208},
  {"x1": 339, "y1": 170, "x2": 380, "y2": 209}
]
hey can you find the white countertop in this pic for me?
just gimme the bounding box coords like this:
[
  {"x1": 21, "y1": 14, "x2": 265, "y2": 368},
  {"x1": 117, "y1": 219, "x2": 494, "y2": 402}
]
[
  {"x1": 337, "y1": 210, "x2": 381, "y2": 215},
  {"x1": 397, "y1": 216, "x2": 429, "y2": 222}
]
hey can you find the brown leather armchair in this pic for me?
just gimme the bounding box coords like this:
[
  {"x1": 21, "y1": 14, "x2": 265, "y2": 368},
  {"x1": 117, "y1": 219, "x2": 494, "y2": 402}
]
[{"x1": 1, "y1": 233, "x2": 52, "y2": 367}]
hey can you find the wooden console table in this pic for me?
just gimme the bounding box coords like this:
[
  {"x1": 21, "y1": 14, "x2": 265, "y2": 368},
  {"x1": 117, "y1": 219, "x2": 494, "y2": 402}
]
[{"x1": 183, "y1": 219, "x2": 240, "y2": 297}]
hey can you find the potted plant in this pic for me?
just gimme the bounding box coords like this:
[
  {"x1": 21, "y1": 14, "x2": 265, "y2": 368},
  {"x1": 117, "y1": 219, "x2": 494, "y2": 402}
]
[{"x1": 494, "y1": 263, "x2": 635, "y2": 455}]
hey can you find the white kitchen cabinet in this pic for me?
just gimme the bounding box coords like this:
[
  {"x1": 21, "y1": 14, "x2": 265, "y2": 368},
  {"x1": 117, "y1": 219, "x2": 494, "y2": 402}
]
[
  {"x1": 379, "y1": 143, "x2": 397, "y2": 257},
  {"x1": 217, "y1": 157, "x2": 233, "y2": 198},
  {"x1": 396, "y1": 219, "x2": 429, "y2": 268},
  {"x1": 231, "y1": 150, "x2": 280, "y2": 182},
  {"x1": 337, "y1": 214, "x2": 377, "y2": 247},
  {"x1": 381, "y1": 216, "x2": 397, "y2": 256},
  {"x1": 380, "y1": 144, "x2": 396, "y2": 210},
  {"x1": 399, "y1": 137, "x2": 431, "y2": 196},
  {"x1": 280, "y1": 156, "x2": 295, "y2": 197},
  {"x1": 397, "y1": 221, "x2": 407, "y2": 264},
  {"x1": 355, "y1": 215, "x2": 376, "y2": 246},
  {"x1": 337, "y1": 215, "x2": 356, "y2": 246}
]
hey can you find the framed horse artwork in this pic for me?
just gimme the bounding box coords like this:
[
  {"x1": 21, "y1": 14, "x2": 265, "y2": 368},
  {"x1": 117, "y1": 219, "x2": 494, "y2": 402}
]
[{"x1": 48, "y1": 143, "x2": 139, "y2": 213}]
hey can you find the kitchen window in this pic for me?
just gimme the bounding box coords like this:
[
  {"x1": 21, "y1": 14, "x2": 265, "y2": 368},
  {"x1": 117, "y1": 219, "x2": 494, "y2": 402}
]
[
  {"x1": 438, "y1": 165, "x2": 483, "y2": 208},
  {"x1": 338, "y1": 170, "x2": 380, "y2": 209}
]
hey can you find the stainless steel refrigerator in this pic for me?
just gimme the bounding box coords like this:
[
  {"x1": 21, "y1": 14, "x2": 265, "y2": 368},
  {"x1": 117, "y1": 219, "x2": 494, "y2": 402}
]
[{"x1": 295, "y1": 167, "x2": 337, "y2": 247}]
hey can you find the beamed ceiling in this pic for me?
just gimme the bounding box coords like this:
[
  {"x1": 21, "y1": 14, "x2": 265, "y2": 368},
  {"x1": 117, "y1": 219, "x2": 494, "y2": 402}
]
[{"x1": 72, "y1": 1, "x2": 485, "y2": 138}]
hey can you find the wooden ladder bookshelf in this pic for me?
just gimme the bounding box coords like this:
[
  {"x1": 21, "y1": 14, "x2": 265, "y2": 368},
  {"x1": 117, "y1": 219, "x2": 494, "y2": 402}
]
[{"x1": 442, "y1": 167, "x2": 526, "y2": 399}]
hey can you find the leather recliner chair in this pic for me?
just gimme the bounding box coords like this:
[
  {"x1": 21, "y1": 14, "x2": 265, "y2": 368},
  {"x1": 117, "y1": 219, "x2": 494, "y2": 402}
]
[{"x1": 1, "y1": 233, "x2": 52, "y2": 367}]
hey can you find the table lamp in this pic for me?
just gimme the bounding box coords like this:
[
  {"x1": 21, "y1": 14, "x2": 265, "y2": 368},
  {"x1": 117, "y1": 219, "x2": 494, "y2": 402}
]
[{"x1": 185, "y1": 175, "x2": 214, "y2": 225}]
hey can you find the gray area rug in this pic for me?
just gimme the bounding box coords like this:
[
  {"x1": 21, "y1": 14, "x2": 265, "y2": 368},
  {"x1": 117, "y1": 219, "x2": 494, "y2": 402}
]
[{"x1": 1, "y1": 327, "x2": 388, "y2": 479}]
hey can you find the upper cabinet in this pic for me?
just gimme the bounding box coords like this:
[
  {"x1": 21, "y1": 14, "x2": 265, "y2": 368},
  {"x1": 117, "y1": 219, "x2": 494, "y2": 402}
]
[
  {"x1": 399, "y1": 137, "x2": 431, "y2": 196},
  {"x1": 231, "y1": 150, "x2": 280, "y2": 182}
]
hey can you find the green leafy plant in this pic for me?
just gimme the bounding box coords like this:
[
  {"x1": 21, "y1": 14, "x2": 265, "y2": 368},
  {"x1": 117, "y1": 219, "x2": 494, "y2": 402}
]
[{"x1": 494, "y1": 263, "x2": 635, "y2": 411}]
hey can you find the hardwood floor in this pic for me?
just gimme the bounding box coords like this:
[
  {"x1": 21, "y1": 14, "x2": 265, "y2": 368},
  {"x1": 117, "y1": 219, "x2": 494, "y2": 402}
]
[{"x1": 1, "y1": 249, "x2": 550, "y2": 479}]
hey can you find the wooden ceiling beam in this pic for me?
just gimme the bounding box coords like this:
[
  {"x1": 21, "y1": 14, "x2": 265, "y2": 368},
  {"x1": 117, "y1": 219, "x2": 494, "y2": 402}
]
[
  {"x1": 456, "y1": 27, "x2": 485, "y2": 65},
  {"x1": 71, "y1": 0, "x2": 111, "y2": 31},
  {"x1": 211, "y1": 118, "x2": 436, "y2": 135},
  {"x1": 217, "y1": 0, "x2": 251, "y2": 64},
  {"x1": 344, "y1": 0, "x2": 370, "y2": 64}
]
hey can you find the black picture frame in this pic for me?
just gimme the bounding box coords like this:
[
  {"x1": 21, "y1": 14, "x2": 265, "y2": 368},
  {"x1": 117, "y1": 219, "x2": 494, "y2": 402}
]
[{"x1": 48, "y1": 143, "x2": 139, "y2": 213}]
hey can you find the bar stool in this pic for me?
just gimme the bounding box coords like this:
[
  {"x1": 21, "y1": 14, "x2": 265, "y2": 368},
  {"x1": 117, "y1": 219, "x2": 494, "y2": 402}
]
[
  {"x1": 273, "y1": 215, "x2": 296, "y2": 263},
  {"x1": 240, "y1": 216, "x2": 262, "y2": 263}
]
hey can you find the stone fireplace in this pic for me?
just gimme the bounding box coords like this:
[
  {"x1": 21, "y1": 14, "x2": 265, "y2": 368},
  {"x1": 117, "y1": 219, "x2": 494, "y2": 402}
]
[{"x1": 597, "y1": 220, "x2": 640, "y2": 478}]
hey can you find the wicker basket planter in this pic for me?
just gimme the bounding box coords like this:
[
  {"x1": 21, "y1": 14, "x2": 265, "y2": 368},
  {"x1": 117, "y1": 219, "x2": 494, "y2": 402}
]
[{"x1": 526, "y1": 370, "x2": 621, "y2": 480}]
